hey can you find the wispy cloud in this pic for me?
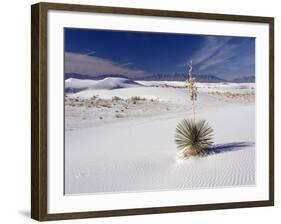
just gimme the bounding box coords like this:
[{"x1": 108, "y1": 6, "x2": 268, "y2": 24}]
[
  {"x1": 83, "y1": 50, "x2": 96, "y2": 56},
  {"x1": 192, "y1": 36, "x2": 232, "y2": 67},
  {"x1": 65, "y1": 52, "x2": 147, "y2": 78},
  {"x1": 184, "y1": 36, "x2": 255, "y2": 79}
]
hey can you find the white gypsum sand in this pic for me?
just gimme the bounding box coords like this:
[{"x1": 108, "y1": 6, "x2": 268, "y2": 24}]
[{"x1": 64, "y1": 78, "x2": 255, "y2": 194}]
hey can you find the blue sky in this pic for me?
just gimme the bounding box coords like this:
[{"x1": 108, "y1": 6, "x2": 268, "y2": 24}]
[{"x1": 64, "y1": 28, "x2": 255, "y2": 80}]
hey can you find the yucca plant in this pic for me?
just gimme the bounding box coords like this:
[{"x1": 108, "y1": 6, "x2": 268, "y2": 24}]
[
  {"x1": 175, "y1": 119, "x2": 213, "y2": 157},
  {"x1": 175, "y1": 61, "x2": 213, "y2": 158}
]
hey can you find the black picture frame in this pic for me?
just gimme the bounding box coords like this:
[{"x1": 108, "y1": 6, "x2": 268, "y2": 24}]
[{"x1": 31, "y1": 2, "x2": 274, "y2": 221}]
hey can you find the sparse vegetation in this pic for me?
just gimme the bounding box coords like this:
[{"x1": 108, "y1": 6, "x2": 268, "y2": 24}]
[
  {"x1": 150, "y1": 83, "x2": 185, "y2": 89},
  {"x1": 112, "y1": 96, "x2": 121, "y2": 101},
  {"x1": 129, "y1": 96, "x2": 145, "y2": 103},
  {"x1": 208, "y1": 91, "x2": 254, "y2": 102},
  {"x1": 66, "y1": 95, "x2": 150, "y2": 108},
  {"x1": 65, "y1": 95, "x2": 167, "y2": 128}
]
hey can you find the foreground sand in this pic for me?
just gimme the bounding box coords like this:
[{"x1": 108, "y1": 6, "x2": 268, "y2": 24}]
[{"x1": 64, "y1": 78, "x2": 255, "y2": 194}]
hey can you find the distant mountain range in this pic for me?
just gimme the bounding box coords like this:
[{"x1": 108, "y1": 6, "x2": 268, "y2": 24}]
[
  {"x1": 231, "y1": 76, "x2": 255, "y2": 83},
  {"x1": 132, "y1": 73, "x2": 227, "y2": 82},
  {"x1": 65, "y1": 73, "x2": 255, "y2": 83}
]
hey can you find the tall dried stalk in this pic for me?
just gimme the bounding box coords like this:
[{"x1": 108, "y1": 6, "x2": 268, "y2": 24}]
[{"x1": 186, "y1": 61, "x2": 198, "y2": 122}]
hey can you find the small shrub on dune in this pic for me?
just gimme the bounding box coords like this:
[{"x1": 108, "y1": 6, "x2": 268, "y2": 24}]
[
  {"x1": 175, "y1": 119, "x2": 213, "y2": 158},
  {"x1": 129, "y1": 96, "x2": 145, "y2": 104},
  {"x1": 130, "y1": 96, "x2": 144, "y2": 101},
  {"x1": 112, "y1": 96, "x2": 121, "y2": 101}
]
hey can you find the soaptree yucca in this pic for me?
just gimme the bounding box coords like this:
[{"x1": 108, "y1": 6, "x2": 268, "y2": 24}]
[
  {"x1": 175, "y1": 119, "x2": 213, "y2": 157},
  {"x1": 175, "y1": 61, "x2": 213, "y2": 158}
]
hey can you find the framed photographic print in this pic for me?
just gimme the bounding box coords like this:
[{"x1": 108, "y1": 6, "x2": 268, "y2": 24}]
[{"x1": 31, "y1": 2, "x2": 274, "y2": 221}]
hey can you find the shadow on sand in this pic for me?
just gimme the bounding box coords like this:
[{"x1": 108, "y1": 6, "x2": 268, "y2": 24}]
[{"x1": 208, "y1": 141, "x2": 254, "y2": 155}]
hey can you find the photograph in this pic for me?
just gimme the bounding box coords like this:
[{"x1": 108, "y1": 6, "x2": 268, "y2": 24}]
[{"x1": 64, "y1": 28, "x2": 256, "y2": 195}]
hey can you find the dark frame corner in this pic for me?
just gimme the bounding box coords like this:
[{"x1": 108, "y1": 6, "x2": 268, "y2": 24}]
[{"x1": 31, "y1": 2, "x2": 274, "y2": 221}]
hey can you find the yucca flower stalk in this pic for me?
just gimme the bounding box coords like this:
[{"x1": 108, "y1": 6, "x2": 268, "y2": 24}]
[{"x1": 185, "y1": 60, "x2": 198, "y2": 122}]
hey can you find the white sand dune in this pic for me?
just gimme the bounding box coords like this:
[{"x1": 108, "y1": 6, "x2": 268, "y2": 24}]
[
  {"x1": 65, "y1": 77, "x2": 142, "y2": 93},
  {"x1": 65, "y1": 79, "x2": 255, "y2": 195}
]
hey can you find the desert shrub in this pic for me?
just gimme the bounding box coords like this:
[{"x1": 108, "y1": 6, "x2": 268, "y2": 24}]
[
  {"x1": 129, "y1": 96, "x2": 145, "y2": 104},
  {"x1": 90, "y1": 96, "x2": 98, "y2": 100},
  {"x1": 130, "y1": 96, "x2": 144, "y2": 101},
  {"x1": 175, "y1": 119, "x2": 213, "y2": 158},
  {"x1": 115, "y1": 113, "x2": 125, "y2": 118},
  {"x1": 112, "y1": 96, "x2": 121, "y2": 101}
]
